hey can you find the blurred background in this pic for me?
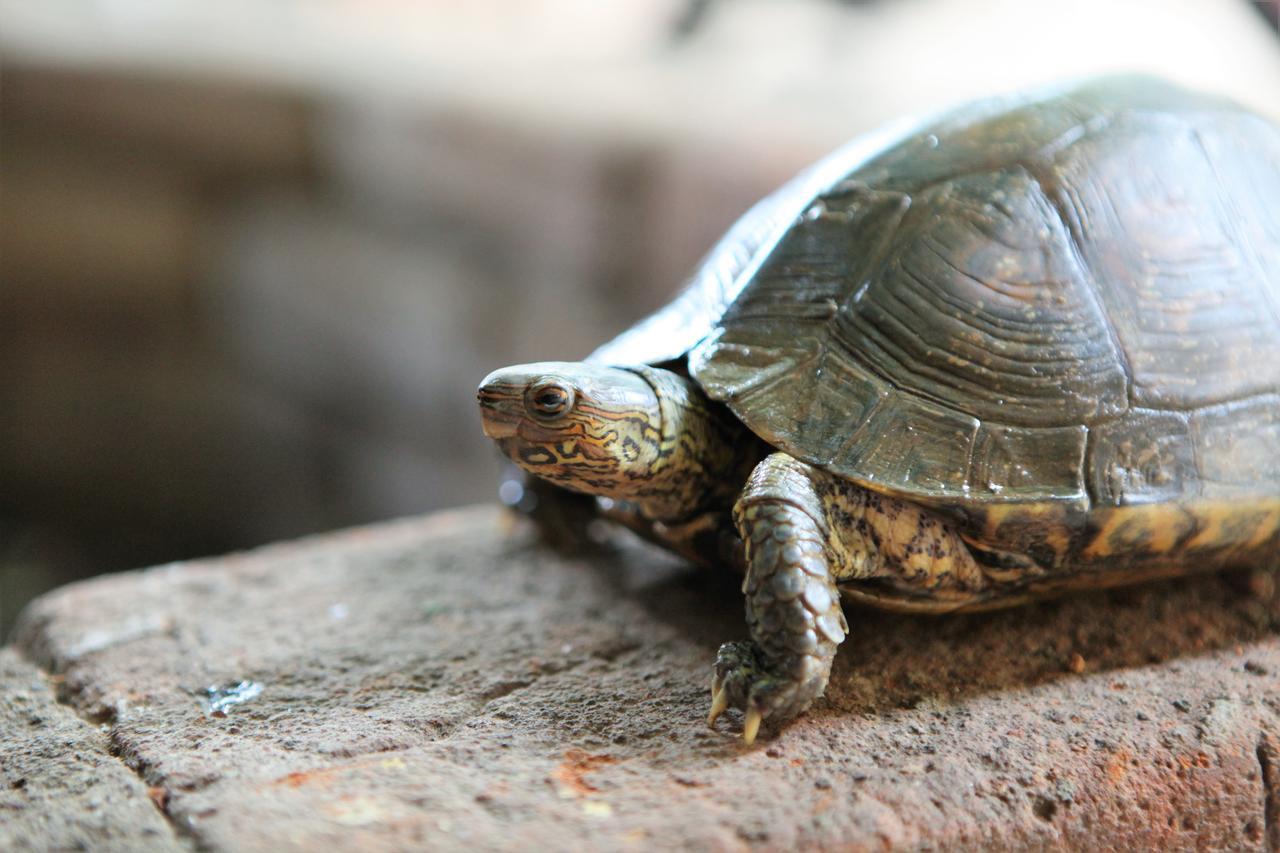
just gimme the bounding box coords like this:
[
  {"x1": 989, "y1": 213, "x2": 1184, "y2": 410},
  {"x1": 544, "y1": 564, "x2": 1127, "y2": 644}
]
[{"x1": 1, "y1": 0, "x2": 1278, "y2": 638}]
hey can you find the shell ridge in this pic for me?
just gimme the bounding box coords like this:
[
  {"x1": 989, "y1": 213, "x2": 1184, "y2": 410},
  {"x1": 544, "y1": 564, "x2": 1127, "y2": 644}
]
[
  {"x1": 725, "y1": 346, "x2": 822, "y2": 403},
  {"x1": 828, "y1": 262, "x2": 1019, "y2": 409},
  {"x1": 916, "y1": 235, "x2": 1111, "y2": 348},
  {"x1": 824, "y1": 166, "x2": 1126, "y2": 426},
  {"x1": 1023, "y1": 157, "x2": 1136, "y2": 415}
]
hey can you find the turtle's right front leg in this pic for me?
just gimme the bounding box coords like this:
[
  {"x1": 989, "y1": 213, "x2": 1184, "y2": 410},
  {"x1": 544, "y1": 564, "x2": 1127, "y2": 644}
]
[
  {"x1": 710, "y1": 452, "x2": 992, "y2": 743},
  {"x1": 708, "y1": 453, "x2": 848, "y2": 743}
]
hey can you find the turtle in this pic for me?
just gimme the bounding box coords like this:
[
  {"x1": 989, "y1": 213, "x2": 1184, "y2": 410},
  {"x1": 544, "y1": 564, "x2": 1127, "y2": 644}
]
[{"x1": 477, "y1": 76, "x2": 1280, "y2": 745}]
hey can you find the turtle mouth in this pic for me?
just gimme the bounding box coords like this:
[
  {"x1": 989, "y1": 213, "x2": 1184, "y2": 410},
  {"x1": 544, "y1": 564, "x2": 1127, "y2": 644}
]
[{"x1": 477, "y1": 385, "x2": 522, "y2": 440}]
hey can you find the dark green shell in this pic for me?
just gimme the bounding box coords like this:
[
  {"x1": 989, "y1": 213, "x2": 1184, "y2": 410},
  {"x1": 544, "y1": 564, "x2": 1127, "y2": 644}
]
[{"x1": 592, "y1": 76, "x2": 1280, "y2": 517}]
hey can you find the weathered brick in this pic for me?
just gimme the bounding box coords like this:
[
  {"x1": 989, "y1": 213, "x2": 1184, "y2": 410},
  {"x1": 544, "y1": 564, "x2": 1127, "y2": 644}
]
[
  {"x1": 6, "y1": 506, "x2": 1280, "y2": 850},
  {"x1": 0, "y1": 648, "x2": 183, "y2": 852}
]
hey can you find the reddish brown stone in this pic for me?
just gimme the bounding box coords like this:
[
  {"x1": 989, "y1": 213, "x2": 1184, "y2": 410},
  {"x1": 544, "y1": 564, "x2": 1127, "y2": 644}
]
[{"x1": 6, "y1": 505, "x2": 1280, "y2": 849}]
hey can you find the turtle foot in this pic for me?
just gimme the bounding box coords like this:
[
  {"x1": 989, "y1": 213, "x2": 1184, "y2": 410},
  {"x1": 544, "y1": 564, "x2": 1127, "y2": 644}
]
[
  {"x1": 712, "y1": 454, "x2": 849, "y2": 744},
  {"x1": 707, "y1": 640, "x2": 821, "y2": 745}
]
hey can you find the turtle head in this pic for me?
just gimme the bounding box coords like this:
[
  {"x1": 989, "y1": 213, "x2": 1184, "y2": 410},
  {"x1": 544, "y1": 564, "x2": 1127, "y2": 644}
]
[{"x1": 477, "y1": 361, "x2": 665, "y2": 499}]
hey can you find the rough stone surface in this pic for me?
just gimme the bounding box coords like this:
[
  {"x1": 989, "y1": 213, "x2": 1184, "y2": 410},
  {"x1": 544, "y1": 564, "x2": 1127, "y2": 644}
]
[
  {"x1": 6, "y1": 505, "x2": 1280, "y2": 850},
  {"x1": 0, "y1": 648, "x2": 184, "y2": 851}
]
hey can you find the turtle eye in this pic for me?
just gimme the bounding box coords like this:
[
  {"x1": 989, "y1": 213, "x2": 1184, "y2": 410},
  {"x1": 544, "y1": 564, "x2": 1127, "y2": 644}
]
[{"x1": 526, "y1": 382, "x2": 575, "y2": 420}]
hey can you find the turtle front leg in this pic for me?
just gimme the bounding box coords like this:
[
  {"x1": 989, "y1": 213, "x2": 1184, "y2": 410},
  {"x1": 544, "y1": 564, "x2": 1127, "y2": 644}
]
[{"x1": 708, "y1": 453, "x2": 848, "y2": 744}]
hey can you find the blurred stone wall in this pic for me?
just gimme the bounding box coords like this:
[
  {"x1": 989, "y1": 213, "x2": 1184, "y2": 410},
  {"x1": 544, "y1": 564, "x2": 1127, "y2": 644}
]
[
  {"x1": 0, "y1": 71, "x2": 323, "y2": 616},
  {"x1": 0, "y1": 61, "x2": 798, "y2": 633},
  {"x1": 0, "y1": 63, "x2": 792, "y2": 536},
  {"x1": 1, "y1": 0, "x2": 1277, "y2": 634}
]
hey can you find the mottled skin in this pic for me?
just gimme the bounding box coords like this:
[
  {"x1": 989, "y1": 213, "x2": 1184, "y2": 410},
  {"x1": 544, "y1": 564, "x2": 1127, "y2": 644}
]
[{"x1": 477, "y1": 363, "x2": 756, "y2": 569}]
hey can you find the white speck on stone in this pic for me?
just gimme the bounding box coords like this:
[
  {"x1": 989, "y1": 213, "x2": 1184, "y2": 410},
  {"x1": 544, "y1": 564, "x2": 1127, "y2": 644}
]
[
  {"x1": 582, "y1": 801, "x2": 613, "y2": 818},
  {"x1": 204, "y1": 681, "x2": 263, "y2": 716},
  {"x1": 328, "y1": 603, "x2": 350, "y2": 621}
]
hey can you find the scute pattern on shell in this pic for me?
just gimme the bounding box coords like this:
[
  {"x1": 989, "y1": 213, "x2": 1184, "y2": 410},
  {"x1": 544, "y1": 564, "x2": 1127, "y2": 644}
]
[{"x1": 673, "y1": 77, "x2": 1280, "y2": 514}]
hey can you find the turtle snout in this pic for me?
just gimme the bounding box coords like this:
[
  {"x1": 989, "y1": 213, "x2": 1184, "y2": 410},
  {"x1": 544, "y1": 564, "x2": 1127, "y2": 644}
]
[{"x1": 477, "y1": 381, "x2": 522, "y2": 440}]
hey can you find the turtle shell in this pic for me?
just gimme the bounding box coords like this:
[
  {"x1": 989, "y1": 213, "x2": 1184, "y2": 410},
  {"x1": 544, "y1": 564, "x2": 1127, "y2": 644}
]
[{"x1": 592, "y1": 76, "x2": 1280, "y2": 521}]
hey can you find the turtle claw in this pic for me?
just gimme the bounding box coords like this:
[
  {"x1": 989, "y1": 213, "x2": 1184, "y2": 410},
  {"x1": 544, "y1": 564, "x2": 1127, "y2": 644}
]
[
  {"x1": 706, "y1": 640, "x2": 783, "y2": 744},
  {"x1": 707, "y1": 677, "x2": 730, "y2": 727},
  {"x1": 706, "y1": 685, "x2": 763, "y2": 743},
  {"x1": 742, "y1": 708, "x2": 763, "y2": 745}
]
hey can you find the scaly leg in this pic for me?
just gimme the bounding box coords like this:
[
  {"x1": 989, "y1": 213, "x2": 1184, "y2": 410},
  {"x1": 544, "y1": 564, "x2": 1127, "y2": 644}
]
[
  {"x1": 708, "y1": 453, "x2": 848, "y2": 744},
  {"x1": 599, "y1": 500, "x2": 743, "y2": 571},
  {"x1": 708, "y1": 452, "x2": 991, "y2": 743}
]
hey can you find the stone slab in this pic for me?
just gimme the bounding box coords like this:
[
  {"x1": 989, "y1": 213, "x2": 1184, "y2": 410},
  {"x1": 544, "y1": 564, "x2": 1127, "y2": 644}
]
[
  {"x1": 7, "y1": 505, "x2": 1280, "y2": 850},
  {"x1": 0, "y1": 648, "x2": 184, "y2": 851}
]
